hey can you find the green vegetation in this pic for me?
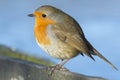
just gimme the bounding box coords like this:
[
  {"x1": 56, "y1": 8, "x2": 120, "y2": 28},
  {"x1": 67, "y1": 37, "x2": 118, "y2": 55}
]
[{"x1": 0, "y1": 45, "x2": 53, "y2": 66}]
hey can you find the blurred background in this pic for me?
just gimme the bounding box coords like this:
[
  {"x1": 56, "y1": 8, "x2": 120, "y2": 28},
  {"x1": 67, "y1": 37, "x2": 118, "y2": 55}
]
[{"x1": 0, "y1": 0, "x2": 120, "y2": 80}]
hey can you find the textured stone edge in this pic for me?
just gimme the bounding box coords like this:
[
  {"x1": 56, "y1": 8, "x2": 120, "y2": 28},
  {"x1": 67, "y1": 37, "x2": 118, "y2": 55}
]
[{"x1": 0, "y1": 56, "x2": 106, "y2": 80}]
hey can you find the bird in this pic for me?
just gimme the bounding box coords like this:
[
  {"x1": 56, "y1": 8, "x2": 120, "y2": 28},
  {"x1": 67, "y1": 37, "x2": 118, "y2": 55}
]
[{"x1": 28, "y1": 5, "x2": 117, "y2": 70}]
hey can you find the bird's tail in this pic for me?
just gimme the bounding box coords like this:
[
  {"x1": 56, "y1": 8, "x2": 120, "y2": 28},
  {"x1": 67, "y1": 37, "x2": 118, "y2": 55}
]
[
  {"x1": 92, "y1": 48, "x2": 118, "y2": 70},
  {"x1": 85, "y1": 38, "x2": 118, "y2": 70}
]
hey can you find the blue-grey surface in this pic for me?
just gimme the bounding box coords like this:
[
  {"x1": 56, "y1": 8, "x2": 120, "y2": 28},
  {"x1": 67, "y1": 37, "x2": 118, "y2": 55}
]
[
  {"x1": 0, "y1": 0, "x2": 120, "y2": 80},
  {"x1": 0, "y1": 56, "x2": 105, "y2": 80}
]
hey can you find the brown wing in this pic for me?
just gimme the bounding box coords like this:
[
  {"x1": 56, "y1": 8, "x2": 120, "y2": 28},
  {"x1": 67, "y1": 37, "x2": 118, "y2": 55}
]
[{"x1": 52, "y1": 22, "x2": 95, "y2": 60}]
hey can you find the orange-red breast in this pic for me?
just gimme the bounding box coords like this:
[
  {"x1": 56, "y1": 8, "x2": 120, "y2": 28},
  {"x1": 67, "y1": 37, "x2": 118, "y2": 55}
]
[{"x1": 28, "y1": 5, "x2": 117, "y2": 70}]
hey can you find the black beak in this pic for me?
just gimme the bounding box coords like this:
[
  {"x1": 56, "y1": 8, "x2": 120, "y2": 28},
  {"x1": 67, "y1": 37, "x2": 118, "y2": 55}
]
[{"x1": 28, "y1": 14, "x2": 34, "y2": 17}]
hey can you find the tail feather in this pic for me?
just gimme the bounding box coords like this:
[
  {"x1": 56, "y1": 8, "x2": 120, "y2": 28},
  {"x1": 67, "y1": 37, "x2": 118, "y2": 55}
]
[
  {"x1": 85, "y1": 38, "x2": 118, "y2": 70},
  {"x1": 93, "y1": 48, "x2": 118, "y2": 70}
]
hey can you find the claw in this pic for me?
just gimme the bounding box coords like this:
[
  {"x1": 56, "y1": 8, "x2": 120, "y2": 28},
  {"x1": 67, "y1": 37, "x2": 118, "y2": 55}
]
[
  {"x1": 47, "y1": 59, "x2": 70, "y2": 76},
  {"x1": 47, "y1": 64, "x2": 62, "y2": 76}
]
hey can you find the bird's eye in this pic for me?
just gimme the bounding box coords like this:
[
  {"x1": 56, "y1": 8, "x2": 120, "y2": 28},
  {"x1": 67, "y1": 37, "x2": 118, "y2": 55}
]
[{"x1": 42, "y1": 14, "x2": 47, "y2": 18}]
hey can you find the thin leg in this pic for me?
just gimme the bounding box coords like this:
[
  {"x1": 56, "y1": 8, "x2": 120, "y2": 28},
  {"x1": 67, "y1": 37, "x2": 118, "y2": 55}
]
[
  {"x1": 57, "y1": 59, "x2": 70, "y2": 68},
  {"x1": 48, "y1": 59, "x2": 70, "y2": 75},
  {"x1": 51, "y1": 59, "x2": 70, "y2": 70}
]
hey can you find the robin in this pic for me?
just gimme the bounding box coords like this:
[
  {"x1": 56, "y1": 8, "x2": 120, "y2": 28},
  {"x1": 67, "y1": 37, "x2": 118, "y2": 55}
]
[{"x1": 28, "y1": 5, "x2": 117, "y2": 70}]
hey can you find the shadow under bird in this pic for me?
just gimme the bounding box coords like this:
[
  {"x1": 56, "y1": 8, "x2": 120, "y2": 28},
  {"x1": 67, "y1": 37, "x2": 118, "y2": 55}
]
[{"x1": 28, "y1": 5, "x2": 118, "y2": 70}]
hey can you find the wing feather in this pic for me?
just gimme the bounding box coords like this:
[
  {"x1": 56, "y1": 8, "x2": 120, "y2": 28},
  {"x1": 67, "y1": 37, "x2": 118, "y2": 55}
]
[{"x1": 52, "y1": 23, "x2": 95, "y2": 60}]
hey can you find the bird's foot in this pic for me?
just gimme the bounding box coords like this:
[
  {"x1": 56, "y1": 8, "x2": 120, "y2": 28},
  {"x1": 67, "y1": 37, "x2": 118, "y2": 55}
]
[{"x1": 47, "y1": 64, "x2": 69, "y2": 76}]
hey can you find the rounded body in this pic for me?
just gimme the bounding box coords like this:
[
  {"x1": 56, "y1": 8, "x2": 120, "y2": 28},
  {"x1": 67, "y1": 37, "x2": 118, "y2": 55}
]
[{"x1": 35, "y1": 25, "x2": 79, "y2": 59}]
